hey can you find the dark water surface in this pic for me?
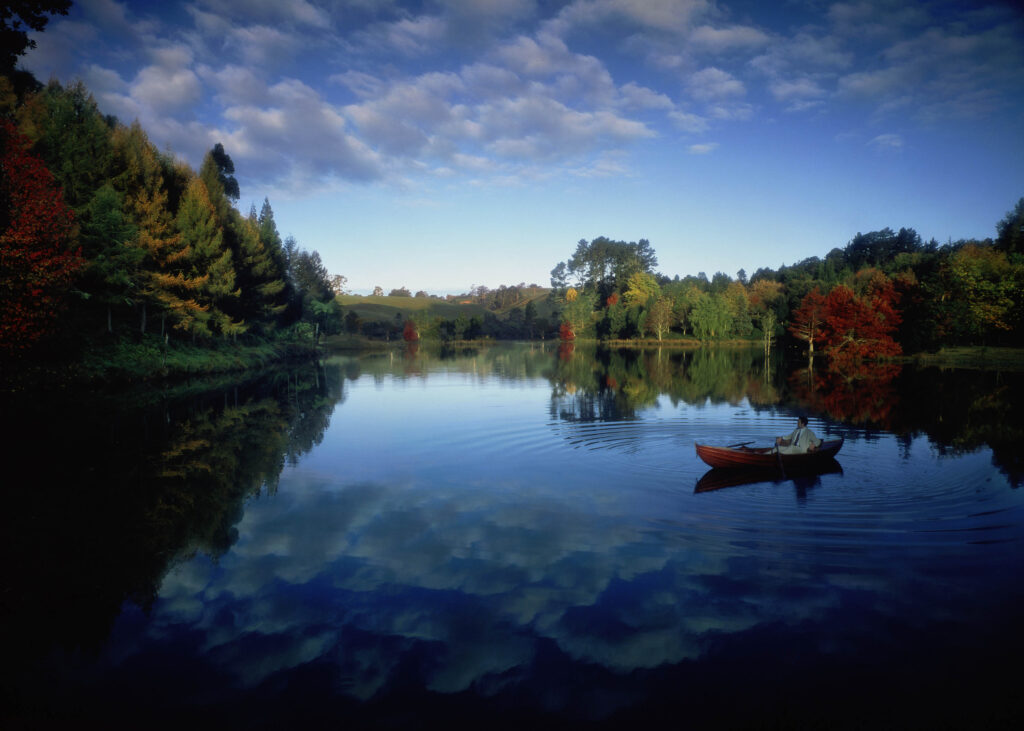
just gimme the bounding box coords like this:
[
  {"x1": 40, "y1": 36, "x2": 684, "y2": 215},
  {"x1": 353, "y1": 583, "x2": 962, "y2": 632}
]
[{"x1": 3, "y1": 344, "x2": 1023, "y2": 729}]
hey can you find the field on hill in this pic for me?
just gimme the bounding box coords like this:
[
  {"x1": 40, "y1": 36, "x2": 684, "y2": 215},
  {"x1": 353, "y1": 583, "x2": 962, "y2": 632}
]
[{"x1": 336, "y1": 291, "x2": 557, "y2": 325}]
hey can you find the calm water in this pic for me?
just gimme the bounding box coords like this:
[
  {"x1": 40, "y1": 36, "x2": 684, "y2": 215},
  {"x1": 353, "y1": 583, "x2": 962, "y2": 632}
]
[{"x1": 3, "y1": 344, "x2": 1023, "y2": 729}]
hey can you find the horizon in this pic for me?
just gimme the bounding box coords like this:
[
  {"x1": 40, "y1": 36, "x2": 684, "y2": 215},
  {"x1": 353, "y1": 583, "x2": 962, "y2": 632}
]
[{"x1": 23, "y1": 0, "x2": 1024, "y2": 293}]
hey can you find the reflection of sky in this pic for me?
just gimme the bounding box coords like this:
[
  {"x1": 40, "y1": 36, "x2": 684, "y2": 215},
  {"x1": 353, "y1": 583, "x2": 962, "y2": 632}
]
[{"x1": 122, "y1": 371, "x2": 1024, "y2": 718}]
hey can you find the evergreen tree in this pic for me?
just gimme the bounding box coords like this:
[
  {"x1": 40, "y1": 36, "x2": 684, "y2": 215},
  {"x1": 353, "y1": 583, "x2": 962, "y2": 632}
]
[{"x1": 176, "y1": 177, "x2": 241, "y2": 338}]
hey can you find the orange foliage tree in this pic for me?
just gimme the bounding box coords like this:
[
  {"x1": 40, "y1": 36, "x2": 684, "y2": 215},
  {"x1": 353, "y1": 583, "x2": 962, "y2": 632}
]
[
  {"x1": 818, "y1": 278, "x2": 902, "y2": 361},
  {"x1": 0, "y1": 120, "x2": 81, "y2": 351}
]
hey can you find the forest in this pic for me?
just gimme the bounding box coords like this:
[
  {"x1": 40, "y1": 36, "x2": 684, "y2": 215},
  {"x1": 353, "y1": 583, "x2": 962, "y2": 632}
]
[
  {"x1": 0, "y1": 73, "x2": 341, "y2": 370},
  {"x1": 543, "y1": 215, "x2": 1024, "y2": 358}
]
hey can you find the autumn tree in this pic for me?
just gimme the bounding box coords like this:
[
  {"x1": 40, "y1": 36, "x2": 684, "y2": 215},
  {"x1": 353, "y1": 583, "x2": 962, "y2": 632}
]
[
  {"x1": 176, "y1": 177, "x2": 241, "y2": 338},
  {"x1": 112, "y1": 122, "x2": 202, "y2": 336},
  {"x1": 560, "y1": 288, "x2": 597, "y2": 339},
  {"x1": 789, "y1": 286, "x2": 827, "y2": 355},
  {"x1": 818, "y1": 281, "x2": 902, "y2": 361},
  {"x1": 623, "y1": 270, "x2": 660, "y2": 308},
  {"x1": 0, "y1": 119, "x2": 81, "y2": 351},
  {"x1": 937, "y1": 244, "x2": 1019, "y2": 344}
]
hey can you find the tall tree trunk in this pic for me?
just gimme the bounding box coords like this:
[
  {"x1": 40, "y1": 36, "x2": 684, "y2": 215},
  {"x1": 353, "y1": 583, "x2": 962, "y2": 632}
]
[
  {"x1": 140, "y1": 301, "x2": 147, "y2": 334},
  {"x1": 107, "y1": 305, "x2": 113, "y2": 334}
]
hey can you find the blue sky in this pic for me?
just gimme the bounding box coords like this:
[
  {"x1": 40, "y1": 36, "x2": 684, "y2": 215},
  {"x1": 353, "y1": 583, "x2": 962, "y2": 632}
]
[{"x1": 24, "y1": 0, "x2": 1024, "y2": 294}]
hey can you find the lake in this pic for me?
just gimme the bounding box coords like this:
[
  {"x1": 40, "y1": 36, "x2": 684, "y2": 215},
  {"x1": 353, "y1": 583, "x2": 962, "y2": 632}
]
[{"x1": 3, "y1": 343, "x2": 1023, "y2": 729}]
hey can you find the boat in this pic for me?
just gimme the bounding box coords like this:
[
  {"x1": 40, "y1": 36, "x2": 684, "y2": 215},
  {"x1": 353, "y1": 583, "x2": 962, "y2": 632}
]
[{"x1": 694, "y1": 437, "x2": 844, "y2": 470}]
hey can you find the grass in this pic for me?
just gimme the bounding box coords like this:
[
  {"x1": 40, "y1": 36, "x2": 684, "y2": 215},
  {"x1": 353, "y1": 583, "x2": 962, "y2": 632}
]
[
  {"x1": 1, "y1": 335, "x2": 320, "y2": 391},
  {"x1": 336, "y1": 294, "x2": 491, "y2": 323},
  {"x1": 912, "y1": 346, "x2": 1024, "y2": 371}
]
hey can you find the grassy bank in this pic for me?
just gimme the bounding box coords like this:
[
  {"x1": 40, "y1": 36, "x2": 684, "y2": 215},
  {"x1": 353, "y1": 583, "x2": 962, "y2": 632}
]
[
  {"x1": 912, "y1": 346, "x2": 1024, "y2": 371},
  {"x1": 2, "y1": 335, "x2": 321, "y2": 391}
]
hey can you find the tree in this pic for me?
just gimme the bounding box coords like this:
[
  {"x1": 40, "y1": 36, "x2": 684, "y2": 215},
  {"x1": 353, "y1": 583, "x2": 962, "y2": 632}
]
[
  {"x1": 938, "y1": 244, "x2": 1019, "y2": 343},
  {"x1": 112, "y1": 122, "x2": 202, "y2": 337},
  {"x1": 789, "y1": 286, "x2": 827, "y2": 355},
  {"x1": 819, "y1": 282, "x2": 902, "y2": 361},
  {"x1": 690, "y1": 293, "x2": 732, "y2": 340},
  {"x1": 330, "y1": 275, "x2": 349, "y2": 295},
  {"x1": 749, "y1": 279, "x2": 784, "y2": 356},
  {"x1": 21, "y1": 80, "x2": 113, "y2": 211},
  {"x1": 176, "y1": 177, "x2": 241, "y2": 338},
  {"x1": 0, "y1": 119, "x2": 81, "y2": 350},
  {"x1": 995, "y1": 198, "x2": 1024, "y2": 256},
  {"x1": 722, "y1": 281, "x2": 752, "y2": 337},
  {"x1": 1, "y1": 1, "x2": 71, "y2": 72},
  {"x1": 389, "y1": 287, "x2": 411, "y2": 297},
  {"x1": 623, "y1": 271, "x2": 660, "y2": 308},
  {"x1": 560, "y1": 289, "x2": 597, "y2": 339},
  {"x1": 207, "y1": 142, "x2": 239, "y2": 201},
  {"x1": 291, "y1": 249, "x2": 341, "y2": 343},
  {"x1": 645, "y1": 296, "x2": 674, "y2": 341},
  {"x1": 77, "y1": 183, "x2": 141, "y2": 333},
  {"x1": 557, "y1": 236, "x2": 658, "y2": 294}
]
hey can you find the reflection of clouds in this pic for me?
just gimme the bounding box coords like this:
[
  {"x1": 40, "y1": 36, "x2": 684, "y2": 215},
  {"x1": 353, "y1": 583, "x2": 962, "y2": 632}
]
[
  {"x1": 140, "y1": 465, "x2": 980, "y2": 714},
  {"x1": 146, "y1": 473, "x2": 757, "y2": 698}
]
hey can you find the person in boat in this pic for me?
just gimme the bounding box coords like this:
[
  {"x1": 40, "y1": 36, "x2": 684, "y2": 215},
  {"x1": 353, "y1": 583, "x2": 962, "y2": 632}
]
[{"x1": 776, "y1": 415, "x2": 821, "y2": 454}]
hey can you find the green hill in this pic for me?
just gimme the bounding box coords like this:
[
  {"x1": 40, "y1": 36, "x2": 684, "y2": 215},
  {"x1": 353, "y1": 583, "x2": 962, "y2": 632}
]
[{"x1": 336, "y1": 295, "x2": 490, "y2": 324}]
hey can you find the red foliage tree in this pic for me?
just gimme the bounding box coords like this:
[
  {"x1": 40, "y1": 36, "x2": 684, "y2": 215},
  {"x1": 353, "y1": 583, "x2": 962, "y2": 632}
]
[
  {"x1": 819, "y1": 281, "x2": 902, "y2": 361},
  {"x1": 0, "y1": 120, "x2": 81, "y2": 352},
  {"x1": 788, "y1": 286, "x2": 827, "y2": 354},
  {"x1": 402, "y1": 319, "x2": 419, "y2": 341}
]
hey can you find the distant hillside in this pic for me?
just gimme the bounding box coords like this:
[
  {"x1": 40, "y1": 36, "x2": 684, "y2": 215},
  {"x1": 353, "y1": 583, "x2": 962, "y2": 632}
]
[
  {"x1": 336, "y1": 295, "x2": 489, "y2": 324},
  {"x1": 336, "y1": 291, "x2": 555, "y2": 324}
]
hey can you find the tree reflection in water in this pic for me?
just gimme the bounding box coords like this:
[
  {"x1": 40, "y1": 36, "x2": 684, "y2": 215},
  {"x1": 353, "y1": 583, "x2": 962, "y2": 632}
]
[
  {"x1": 548, "y1": 344, "x2": 1022, "y2": 487},
  {"x1": 1, "y1": 364, "x2": 345, "y2": 673}
]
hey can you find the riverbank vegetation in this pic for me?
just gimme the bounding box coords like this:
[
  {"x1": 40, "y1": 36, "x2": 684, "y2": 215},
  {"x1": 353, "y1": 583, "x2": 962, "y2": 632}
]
[
  {"x1": 542, "y1": 216, "x2": 1024, "y2": 361},
  {"x1": 1, "y1": 64, "x2": 339, "y2": 383}
]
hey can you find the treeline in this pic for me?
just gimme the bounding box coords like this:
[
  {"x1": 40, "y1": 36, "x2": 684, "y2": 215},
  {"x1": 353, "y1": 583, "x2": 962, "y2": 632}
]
[
  {"x1": 457, "y1": 283, "x2": 546, "y2": 310},
  {"x1": 549, "y1": 218, "x2": 1024, "y2": 356},
  {"x1": 0, "y1": 74, "x2": 342, "y2": 357}
]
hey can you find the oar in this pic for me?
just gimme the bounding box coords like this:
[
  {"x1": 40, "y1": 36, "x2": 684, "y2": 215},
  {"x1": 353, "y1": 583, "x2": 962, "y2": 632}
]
[
  {"x1": 775, "y1": 445, "x2": 787, "y2": 478},
  {"x1": 727, "y1": 441, "x2": 754, "y2": 448}
]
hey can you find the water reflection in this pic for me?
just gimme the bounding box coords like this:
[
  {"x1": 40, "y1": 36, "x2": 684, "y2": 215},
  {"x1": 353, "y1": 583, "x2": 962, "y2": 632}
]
[
  {"x1": 695, "y1": 458, "x2": 844, "y2": 493},
  {"x1": 3, "y1": 345, "x2": 1023, "y2": 727}
]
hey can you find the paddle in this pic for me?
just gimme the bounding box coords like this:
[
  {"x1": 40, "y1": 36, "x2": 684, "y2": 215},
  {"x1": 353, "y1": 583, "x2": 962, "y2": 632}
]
[
  {"x1": 727, "y1": 441, "x2": 754, "y2": 448},
  {"x1": 775, "y1": 444, "x2": 787, "y2": 478}
]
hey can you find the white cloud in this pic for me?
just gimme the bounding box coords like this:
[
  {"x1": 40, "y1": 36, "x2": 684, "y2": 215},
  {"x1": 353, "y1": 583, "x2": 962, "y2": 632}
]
[
  {"x1": 669, "y1": 110, "x2": 709, "y2": 133},
  {"x1": 219, "y1": 79, "x2": 385, "y2": 183},
  {"x1": 687, "y1": 67, "x2": 745, "y2": 101},
  {"x1": 769, "y1": 77, "x2": 825, "y2": 103},
  {"x1": 619, "y1": 81, "x2": 674, "y2": 110},
  {"x1": 867, "y1": 133, "x2": 903, "y2": 150},
  {"x1": 687, "y1": 142, "x2": 718, "y2": 154},
  {"x1": 690, "y1": 24, "x2": 770, "y2": 52},
  {"x1": 130, "y1": 64, "x2": 202, "y2": 115},
  {"x1": 550, "y1": 0, "x2": 713, "y2": 37},
  {"x1": 195, "y1": 0, "x2": 331, "y2": 30},
  {"x1": 225, "y1": 24, "x2": 300, "y2": 66}
]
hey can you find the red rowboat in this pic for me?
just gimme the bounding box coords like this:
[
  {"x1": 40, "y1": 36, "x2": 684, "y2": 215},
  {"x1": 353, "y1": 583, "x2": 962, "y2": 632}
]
[{"x1": 694, "y1": 437, "x2": 844, "y2": 470}]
